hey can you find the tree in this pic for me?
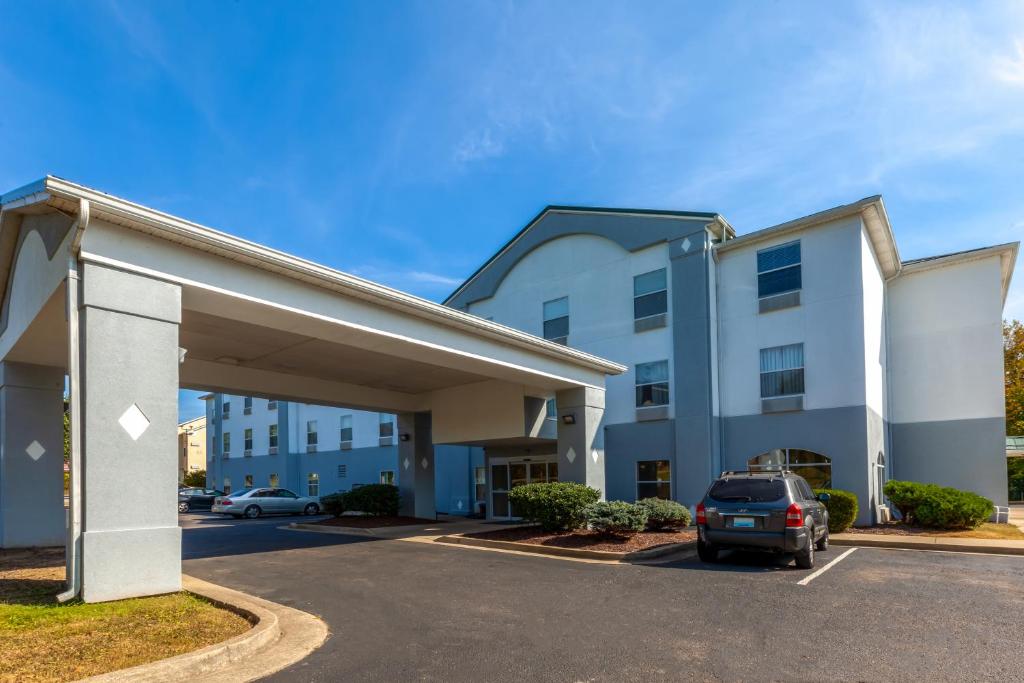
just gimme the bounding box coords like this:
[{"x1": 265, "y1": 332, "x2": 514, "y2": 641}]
[
  {"x1": 183, "y1": 469, "x2": 207, "y2": 487},
  {"x1": 1006, "y1": 320, "x2": 1024, "y2": 436}
]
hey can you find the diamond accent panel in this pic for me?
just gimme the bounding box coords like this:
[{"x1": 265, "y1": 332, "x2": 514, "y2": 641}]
[
  {"x1": 565, "y1": 446, "x2": 577, "y2": 464},
  {"x1": 591, "y1": 449, "x2": 600, "y2": 464},
  {"x1": 118, "y1": 404, "x2": 151, "y2": 441},
  {"x1": 681, "y1": 237, "x2": 691, "y2": 253},
  {"x1": 421, "y1": 457, "x2": 429, "y2": 470},
  {"x1": 26, "y1": 440, "x2": 45, "y2": 461},
  {"x1": 403, "y1": 457, "x2": 411, "y2": 470}
]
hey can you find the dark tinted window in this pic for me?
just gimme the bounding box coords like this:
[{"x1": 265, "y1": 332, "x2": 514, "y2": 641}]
[
  {"x1": 708, "y1": 478, "x2": 786, "y2": 503},
  {"x1": 276, "y1": 489, "x2": 298, "y2": 498},
  {"x1": 227, "y1": 488, "x2": 253, "y2": 498}
]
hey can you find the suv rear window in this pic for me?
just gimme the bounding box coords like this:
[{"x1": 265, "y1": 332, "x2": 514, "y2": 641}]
[{"x1": 708, "y1": 478, "x2": 786, "y2": 503}]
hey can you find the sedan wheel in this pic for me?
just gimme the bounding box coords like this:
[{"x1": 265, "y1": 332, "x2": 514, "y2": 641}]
[
  {"x1": 243, "y1": 505, "x2": 262, "y2": 519},
  {"x1": 304, "y1": 503, "x2": 319, "y2": 516},
  {"x1": 178, "y1": 501, "x2": 190, "y2": 513}
]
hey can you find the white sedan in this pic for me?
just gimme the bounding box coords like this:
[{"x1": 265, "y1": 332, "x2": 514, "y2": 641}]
[{"x1": 212, "y1": 487, "x2": 320, "y2": 519}]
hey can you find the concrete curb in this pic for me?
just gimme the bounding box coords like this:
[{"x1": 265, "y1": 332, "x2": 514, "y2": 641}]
[
  {"x1": 77, "y1": 575, "x2": 328, "y2": 683},
  {"x1": 434, "y1": 533, "x2": 696, "y2": 562},
  {"x1": 831, "y1": 534, "x2": 1024, "y2": 555}
]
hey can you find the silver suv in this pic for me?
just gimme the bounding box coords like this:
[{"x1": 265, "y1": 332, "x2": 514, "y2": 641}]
[{"x1": 696, "y1": 471, "x2": 830, "y2": 569}]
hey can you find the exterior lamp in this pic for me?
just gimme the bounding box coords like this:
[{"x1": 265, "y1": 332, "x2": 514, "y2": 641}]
[
  {"x1": 561, "y1": 413, "x2": 576, "y2": 425},
  {"x1": 399, "y1": 433, "x2": 411, "y2": 442}
]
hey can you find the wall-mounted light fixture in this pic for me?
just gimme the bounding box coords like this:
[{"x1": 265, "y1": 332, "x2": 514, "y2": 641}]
[
  {"x1": 561, "y1": 413, "x2": 576, "y2": 425},
  {"x1": 399, "y1": 433, "x2": 411, "y2": 442}
]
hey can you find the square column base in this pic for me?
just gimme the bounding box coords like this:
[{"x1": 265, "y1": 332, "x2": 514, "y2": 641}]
[{"x1": 81, "y1": 526, "x2": 182, "y2": 603}]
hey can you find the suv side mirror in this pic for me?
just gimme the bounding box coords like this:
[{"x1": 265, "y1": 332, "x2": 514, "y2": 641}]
[{"x1": 817, "y1": 492, "x2": 831, "y2": 503}]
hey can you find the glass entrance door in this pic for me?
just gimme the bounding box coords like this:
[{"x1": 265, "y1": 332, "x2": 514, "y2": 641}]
[{"x1": 490, "y1": 459, "x2": 559, "y2": 519}]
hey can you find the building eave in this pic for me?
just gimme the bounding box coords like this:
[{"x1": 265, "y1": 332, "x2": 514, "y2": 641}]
[
  {"x1": 6, "y1": 176, "x2": 626, "y2": 377},
  {"x1": 900, "y1": 241, "x2": 1019, "y2": 305}
]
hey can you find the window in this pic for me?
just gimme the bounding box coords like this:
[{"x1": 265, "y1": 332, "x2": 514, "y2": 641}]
[
  {"x1": 545, "y1": 399, "x2": 556, "y2": 420},
  {"x1": 635, "y1": 361, "x2": 669, "y2": 407},
  {"x1": 340, "y1": 415, "x2": 353, "y2": 443},
  {"x1": 379, "y1": 414, "x2": 394, "y2": 440},
  {"x1": 748, "y1": 449, "x2": 832, "y2": 489},
  {"x1": 268, "y1": 399, "x2": 278, "y2": 411},
  {"x1": 243, "y1": 397, "x2": 253, "y2": 415},
  {"x1": 380, "y1": 470, "x2": 395, "y2": 486},
  {"x1": 244, "y1": 474, "x2": 253, "y2": 488},
  {"x1": 757, "y1": 241, "x2": 801, "y2": 298},
  {"x1": 222, "y1": 401, "x2": 231, "y2": 419},
  {"x1": 269, "y1": 424, "x2": 278, "y2": 450},
  {"x1": 542, "y1": 297, "x2": 569, "y2": 344},
  {"x1": 709, "y1": 477, "x2": 786, "y2": 503},
  {"x1": 269, "y1": 473, "x2": 279, "y2": 487},
  {"x1": 760, "y1": 344, "x2": 804, "y2": 398},
  {"x1": 223, "y1": 477, "x2": 232, "y2": 494},
  {"x1": 474, "y1": 466, "x2": 486, "y2": 502},
  {"x1": 337, "y1": 464, "x2": 347, "y2": 478},
  {"x1": 222, "y1": 432, "x2": 231, "y2": 454},
  {"x1": 307, "y1": 473, "x2": 320, "y2": 497},
  {"x1": 634, "y1": 269, "x2": 667, "y2": 320},
  {"x1": 307, "y1": 420, "x2": 318, "y2": 447},
  {"x1": 637, "y1": 460, "x2": 671, "y2": 499},
  {"x1": 244, "y1": 428, "x2": 253, "y2": 452}
]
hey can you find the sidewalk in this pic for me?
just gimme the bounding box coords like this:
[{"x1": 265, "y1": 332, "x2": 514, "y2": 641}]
[
  {"x1": 1009, "y1": 505, "x2": 1024, "y2": 534},
  {"x1": 831, "y1": 532, "x2": 1024, "y2": 555}
]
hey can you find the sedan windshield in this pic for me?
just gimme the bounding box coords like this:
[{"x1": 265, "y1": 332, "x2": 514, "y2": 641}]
[{"x1": 708, "y1": 478, "x2": 786, "y2": 503}]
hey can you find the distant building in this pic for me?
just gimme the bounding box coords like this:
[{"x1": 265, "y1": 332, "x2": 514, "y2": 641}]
[{"x1": 178, "y1": 415, "x2": 207, "y2": 481}]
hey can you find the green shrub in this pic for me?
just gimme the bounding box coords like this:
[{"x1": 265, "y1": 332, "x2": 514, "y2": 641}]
[
  {"x1": 883, "y1": 480, "x2": 992, "y2": 529},
  {"x1": 321, "y1": 492, "x2": 348, "y2": 517},
  {"x1": 813, "y1": 488, "x2": 858, "y2": 533},
  {"x1": 636, "y1": 498, "x2": 691, "y2": 530},
  {"x1": 508, "y1": 482, "x2": 600, "y2": 531},
  {"x1": 585, "y1": 501, "x2": 649, "y2": 536},
  {"x1": 182, "y1": 469, "x2": 207, "y2": 488},
  {"x1": 883, "y1": 480, "x2": 937, "y2": 525},
  {"x1": 915, "y1": 487, "x2": 992, "y2": 529}
]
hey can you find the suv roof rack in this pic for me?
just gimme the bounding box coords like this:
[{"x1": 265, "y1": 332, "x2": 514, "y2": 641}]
[{"x1": 719, "y1": 469, "x2": 792, "y2": 477}]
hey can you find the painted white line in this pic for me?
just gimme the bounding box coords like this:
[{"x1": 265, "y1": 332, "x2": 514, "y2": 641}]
[
  {"x1": 855, "y1": 546, "x2": 1024, "y2": 559},
  {"x1": 797, "y1": 547, "x2": 858, "y2": 586}
]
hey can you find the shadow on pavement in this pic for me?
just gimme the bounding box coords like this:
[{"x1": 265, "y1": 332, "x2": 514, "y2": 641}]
[{"x1": 181, "y1": 520, "x2": 379, "y2": 561}]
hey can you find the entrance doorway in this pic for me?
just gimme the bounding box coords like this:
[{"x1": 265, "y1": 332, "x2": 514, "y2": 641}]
[{"x1": 490, "y1": 458, "x2": 558, "y2": 519}]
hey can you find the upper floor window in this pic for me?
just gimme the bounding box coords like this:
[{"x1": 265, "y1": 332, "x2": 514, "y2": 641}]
[
  {"x1": 268, "y1": 399, "x2": 278, "y2": 411},
  {"x1": 244, "y1": 428, "x2": 253, "y2": 452},
  {"x1": 222, "y1": 432, "x2": 231, "y2": 454},
  {"x1": 340, "y1": 415, "x2": 353, "y2": 443},
  {"x1": 542, "y1": 297, "x2": 569, "y2": 345},
  {"x1": 634, "y1": 269, "x2": 667, "y2": 320},
  {"x1": 757, "y1": 241, "x2": 801, "y2": 298},
  {"x1": 307, "y1": 420, "x2": 318, "y2": 446},
  {"x1": 760, "y1": 344, "x2": 804, "y2": 398},
  {"x1": 243, "y1": 396, "x2": 253, "y2": 415},
  {"x1": 379, "y1": 414, "x2": 394, "y2": 439},
  {"x1": 222, "y1": 401, "x2": 231, "y2": 419},
  {"x1": 635, "y1": 360, "x2": 670, "y2": 407},
  {"x1": 269, "y1": 424, "x2": 278, "y2": 449}
]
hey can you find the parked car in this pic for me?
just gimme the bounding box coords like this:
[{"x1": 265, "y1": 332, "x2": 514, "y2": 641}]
[
  {"x1": 695, "y1": 470, "x2": 830, "y2": 569},
  {"x1": 178, "y1": 487, "x2": 225, "y2": 512},
  {"x1": 211, "y1": 488, "x2": 321, "y2": 519}
]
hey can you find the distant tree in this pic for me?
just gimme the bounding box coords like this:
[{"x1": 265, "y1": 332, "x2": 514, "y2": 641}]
[
  {"x1": 64, "y1": 398, "x2": 70, "y2": 460},
  {"x1": 183, "y1": 469, "x2": 207, "y2": 488},
  {"x1": 1006, "y1": 320, "x2": 1024, "y2": 436}
]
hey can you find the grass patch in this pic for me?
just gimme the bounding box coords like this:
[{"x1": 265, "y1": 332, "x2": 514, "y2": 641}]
[
  {"x1": 848, "y1": 522, "x2": 1024, "y2": 540},
  {"x1": 1, "y1": 549, "x2": 251, "y2": 683}
]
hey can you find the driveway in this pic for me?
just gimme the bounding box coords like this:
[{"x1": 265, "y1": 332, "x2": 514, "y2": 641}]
[{"x1": 181, "y1": 514, "x2": 1024, "y2": 682}]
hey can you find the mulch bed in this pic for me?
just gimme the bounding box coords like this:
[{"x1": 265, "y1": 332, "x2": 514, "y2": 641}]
[
  {"x1": 844, "y1": 524, "x2": 940, "y2": 536},
  {"x1": 313, "y1": 515, "x2": 448, "y2": 528},
  {"x1": 465, "y1": 526, "x2": 696, "y2": 553}
]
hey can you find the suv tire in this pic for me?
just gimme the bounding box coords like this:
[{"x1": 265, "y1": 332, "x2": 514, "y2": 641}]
[
  {"x1": 795, "y1": 530, "x2": 815, "y2": 569},
  {"x1": 815, "y1": 527, "x2": 829, "y2": 551},
  {"x1": 697, "y1": 539, "x2": 719, "y2": 563}
]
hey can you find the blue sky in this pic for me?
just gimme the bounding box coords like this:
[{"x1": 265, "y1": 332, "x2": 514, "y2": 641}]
[{"x1": 1, "y1": 1, "x2": 1022, "y2": 421}]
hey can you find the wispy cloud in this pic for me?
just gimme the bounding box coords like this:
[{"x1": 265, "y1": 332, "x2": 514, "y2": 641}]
[
  {"x1": 348, "y1": 265, "x2": 462, "y2": 299},
  {"x1": 454, "y1": 127, "x2": 506, "y2": 163}
]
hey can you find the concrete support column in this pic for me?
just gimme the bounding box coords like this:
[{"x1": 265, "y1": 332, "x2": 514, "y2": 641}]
[
  {"x1": 79, "y1": 263, "x2": 182, "y2": 603},
  {"x1": 397, "y1": 412, "x2": 434, "y2": 519},
  {"x1": 555, "y1": 387, "x2": 606, "y2": 496},
  {"x1": 0, "y1": 362, "x2": 65, "y2": 548}
]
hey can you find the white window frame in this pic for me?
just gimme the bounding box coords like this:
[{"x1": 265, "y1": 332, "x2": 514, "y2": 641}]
[
  {"x1": 756, "y1": 240, "x2": 802, "y2": 299},
  {"x1": 380, "y1": 470, "x2": 395, "y2": 486},
  {"x1": 340, "y1": 414, "x2": 353, "y2": 444},
  {"x1": 636, "y1": 460, "x2": 671, "y2": 500},
  {"x1": 268, "y1": 424, "x2": 278, "y2": 452},
  {"x1": 243, "y1": 396, "x2": 253, "y2": 415},
  {"x1": 307, "y1": 472, "x2": 320, "y2": 497},
  {"x1": 379, "y1": 414, "x2": 394, "y2": 439},
  {"x1": 542, "y1": 296, "x2": 569, "y2": 344},
  {"x1": 222, "y1": 432, "x2": 231, "y2": 455},
  {"x1": 307, "y1": 420, "x2": 318, "y2": 447},
  {"x1": 223, "y1": 477, "x2": 231, "y2": 494},
  {"x1": 759, "y1": 343, "x2": 805, "y2": 399},
  {"x1": 244, "y1": 474, "x2": 254, "y2": 489},
  {"x1": 244, "y1": 428, "x2": 253, "y2": 452},
  {"x1": 222, "y1": 401, "x2": 231, "y2": 419},
  {"x1": 633, "y1": 268, "x2": 668, "y2": 321},
  {"x1": 269, "y1": 473, "x2": 279, "y2": 487},
  {"x1": 635, "y1": 360, "x2": 670, "y2": 408}
]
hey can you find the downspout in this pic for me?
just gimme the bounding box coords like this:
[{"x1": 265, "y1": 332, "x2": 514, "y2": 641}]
[
  {"x1": 58, "y1": 198, "x2": 90, "y2": 603},
  {"x1": 881, "y1": 264, "x2": 902, "y2": 512}
]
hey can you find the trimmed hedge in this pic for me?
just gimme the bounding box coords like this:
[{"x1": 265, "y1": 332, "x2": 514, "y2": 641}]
[
  {"x1": 883, "y1": 480, "x2": 992, "y2": 530},
  {"x1": 508, "y1": 482, "x2": 600, "y2": 531},
  {"x1": 586, "y1": 501, "x2": 648, "y2": 536},
  {"x1": 321, "y1": 484, "x2": 400, "y2": 518},
  {"x1": 813, "y1": 488, "x2": 858, "y2": 533},
  {"x1": 637, "y1": 498, "x2": 692, "y2": 530}
]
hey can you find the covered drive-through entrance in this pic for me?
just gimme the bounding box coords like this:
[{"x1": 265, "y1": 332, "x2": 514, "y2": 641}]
[{"x1": 0, "y1": 177, "x2": 624, "y2": 602}]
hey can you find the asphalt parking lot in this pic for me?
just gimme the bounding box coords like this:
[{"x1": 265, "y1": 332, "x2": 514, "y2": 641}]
[{"x1": 181, "y1": 513, "x2": 1024, "y2": 682}]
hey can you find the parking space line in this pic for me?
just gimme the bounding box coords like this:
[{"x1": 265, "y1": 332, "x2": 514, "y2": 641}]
[{"x1": 797, "y1": 547, "x2": 857, "y2": 586}]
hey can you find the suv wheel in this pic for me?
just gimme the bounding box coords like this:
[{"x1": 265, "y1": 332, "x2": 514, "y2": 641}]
[
  {"x1": 697, "y1": 539, "x2": 718, "y2": 563},
  {"x1": 243, "y1": 505, "x2": 262, "y2": 519},
  {"x1": 815, "y1": 527, "x2": 830, "y2": 551},
  {"x1": 796, "y1": 530, "x2": 815, "y2": 569}
]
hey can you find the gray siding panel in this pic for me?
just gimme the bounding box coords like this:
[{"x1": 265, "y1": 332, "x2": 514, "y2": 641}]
[
  {"x1": 892, "y1": 417, "x2": 1007, "y2": 505},
  {"x1": 604, "y1": 420, "x2": 676, "y2": 503}
]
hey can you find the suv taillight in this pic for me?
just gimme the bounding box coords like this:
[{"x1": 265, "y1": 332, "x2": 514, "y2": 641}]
[
  {"x1": 696, "y1": 502, "x2": 706, "y2": 525},
  {"x1": 785, "y1": 502, "x2": 804, "y2": 528}
]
